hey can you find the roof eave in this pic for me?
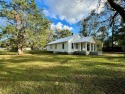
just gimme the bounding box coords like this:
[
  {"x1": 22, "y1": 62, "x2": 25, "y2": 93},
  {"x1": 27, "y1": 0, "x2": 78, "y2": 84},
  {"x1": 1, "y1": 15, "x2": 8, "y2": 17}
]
[{"x1": 48, "y1": 41, "x2": 68, "y2": 45}]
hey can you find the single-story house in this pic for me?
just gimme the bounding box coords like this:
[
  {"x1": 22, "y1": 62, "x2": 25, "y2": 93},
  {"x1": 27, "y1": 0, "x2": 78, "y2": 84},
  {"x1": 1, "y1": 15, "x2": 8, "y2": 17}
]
[{"x1": 47, "y1": 34, "x2": 103, "y2": 55}]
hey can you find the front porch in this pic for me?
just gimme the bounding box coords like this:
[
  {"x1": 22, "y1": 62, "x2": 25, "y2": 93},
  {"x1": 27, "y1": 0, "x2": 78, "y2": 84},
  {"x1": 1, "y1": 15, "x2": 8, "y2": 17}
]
[{"x1": 72, "y1": 42, "x2": 97, "y2": 55}]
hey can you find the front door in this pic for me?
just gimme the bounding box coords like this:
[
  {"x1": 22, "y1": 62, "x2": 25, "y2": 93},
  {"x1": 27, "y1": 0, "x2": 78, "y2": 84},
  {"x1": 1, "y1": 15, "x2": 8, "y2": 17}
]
[{"x1": 87, "y1": 44, "x2": 90, "y2": 51}]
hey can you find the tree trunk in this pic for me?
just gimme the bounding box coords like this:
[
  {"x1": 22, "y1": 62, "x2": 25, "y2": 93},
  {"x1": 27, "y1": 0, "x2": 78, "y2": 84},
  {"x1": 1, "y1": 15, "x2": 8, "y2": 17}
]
[
  {"x1": 107, "y1": 0, "x2": 125, "y2": 22},
  {"x1": 18, "y1": 44, "x2": 23, "y2": 55},
  {"x1": 111, "y1": 22, "x2": 115, "y2": 51},
  {"x1": 111, "y1": 31, "x2": 113, "y2": 49},
  {"x1": 31, "y1": 46, "x2": 34, "y2": 50},
  {"x1": 31, "y1": 42, "x2": 35, "y2": 50},
  {"x1": 107, "y1": 0, "x2": 125, "y2": 56},
  {"x1": 17, "y1": 31, "x2": 24, "y2": 55},
  {"x1": 123, "y1": 32, "x2": 125, "y2": 56}
]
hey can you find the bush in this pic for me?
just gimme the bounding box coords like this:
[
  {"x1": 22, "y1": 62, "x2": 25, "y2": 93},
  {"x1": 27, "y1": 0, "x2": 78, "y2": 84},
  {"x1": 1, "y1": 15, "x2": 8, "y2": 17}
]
[
  {"x1": 103, "y1": 47, "x2": 123, "y2": 52},
  {"x1": 53, "y1": 51, "x2": 68, "y2": 55},
  {"x1": 90, "y1": 51, "x2": 99, "y2": 55},
  {"x1": 74, "y1": 51, "x2": 87, "y2": 55}
]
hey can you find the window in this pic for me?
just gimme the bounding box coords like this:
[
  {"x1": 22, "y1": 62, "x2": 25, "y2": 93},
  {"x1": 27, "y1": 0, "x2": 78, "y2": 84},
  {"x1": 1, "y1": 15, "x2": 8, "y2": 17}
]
[
  {"x1": 72, "y1": 43, "x2": 74, "y2": 49},
  {"x1": 81, "y1": 43, "x2": 83, "y2": 51},
  {"x1": 62, "y1": 43, "x2": 64, "y2": 49},
  {"x1": 50, "y1": 45, "x2": 52, "y2": 49},
  {"x1": 91, "y1": 44, "x2": 93, "y2": 50},
  {"x1": 87, "y1": 44, "x2": 89, "y2": 51},
  {"x1": 76, "y1": 44, "x2": 78, "y2": 49},
  {"x1": 55, "y1": 44, "x2": 57, "y2": 49},
  {"x1": 97, "y1": 45, "x2": 99, "y2": 48}
]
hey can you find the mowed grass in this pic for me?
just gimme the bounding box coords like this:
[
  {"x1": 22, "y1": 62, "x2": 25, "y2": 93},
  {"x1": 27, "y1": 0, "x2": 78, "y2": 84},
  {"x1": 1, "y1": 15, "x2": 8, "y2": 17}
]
[{"x1": 0, "y1": 51, "x2": 125, "y2": 94}]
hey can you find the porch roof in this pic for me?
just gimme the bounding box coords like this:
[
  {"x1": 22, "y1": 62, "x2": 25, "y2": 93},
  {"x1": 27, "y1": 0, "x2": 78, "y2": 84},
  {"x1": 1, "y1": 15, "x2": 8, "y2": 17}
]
[{"x1": 73, "y1": 36, "x2": 96, "y2": 43}]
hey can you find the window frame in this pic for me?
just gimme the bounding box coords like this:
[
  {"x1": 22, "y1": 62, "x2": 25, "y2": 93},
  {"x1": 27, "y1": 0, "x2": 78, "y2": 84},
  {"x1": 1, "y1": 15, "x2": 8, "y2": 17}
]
[
  {"x1": 76, "y1": 43, "x2": 78, "y2": 49},
  {"x1": 55, "y1": 44, "x2": 57, "y2": 49},
  {"x1": 72, "y1": 43, "x2": 74, "y2": 49},
  {"x1": 50, "y1": 45, "x2": 52, "y2": 49},
  {"x1": 62, "y1": 43, "x2": 65, "y2": 49}
]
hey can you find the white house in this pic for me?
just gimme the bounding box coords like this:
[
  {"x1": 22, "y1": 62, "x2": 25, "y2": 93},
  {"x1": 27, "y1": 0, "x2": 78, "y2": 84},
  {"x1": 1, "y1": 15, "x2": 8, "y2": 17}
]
[{"x1": 47, "y1": 34, "x2": 102, "y2": 55}]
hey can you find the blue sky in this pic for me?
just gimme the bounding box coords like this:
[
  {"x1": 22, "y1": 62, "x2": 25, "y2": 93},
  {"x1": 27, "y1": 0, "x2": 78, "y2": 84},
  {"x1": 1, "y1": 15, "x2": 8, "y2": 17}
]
[
  {"x1": 35, "y1": 0, "x2": 105, "y2": 34},
  {"x1": 1, "y1": 0, "x2": 105, "y2": 34}
]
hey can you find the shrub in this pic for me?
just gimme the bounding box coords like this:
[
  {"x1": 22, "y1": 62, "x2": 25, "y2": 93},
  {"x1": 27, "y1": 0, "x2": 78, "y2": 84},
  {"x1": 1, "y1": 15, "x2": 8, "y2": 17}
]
[{"x1": 74, "y1": 51, "x2": 87, "y2": 55}]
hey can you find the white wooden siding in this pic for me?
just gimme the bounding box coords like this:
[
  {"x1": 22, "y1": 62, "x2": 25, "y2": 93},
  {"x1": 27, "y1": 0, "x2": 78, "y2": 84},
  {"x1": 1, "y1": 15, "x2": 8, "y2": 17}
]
[
  {"x1": 47, "y1": 36, "x2": 98, "y2": 53},
  {"x1": 47, "y1": 42, "x2": 68, "y2": 52}
]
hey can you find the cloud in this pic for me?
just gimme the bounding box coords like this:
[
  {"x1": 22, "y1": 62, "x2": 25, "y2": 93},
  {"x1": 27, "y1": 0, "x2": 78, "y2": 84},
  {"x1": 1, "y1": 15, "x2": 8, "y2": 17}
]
[
  {"x1": 42, "y1": 0, "x2": 105, "y2": 24},
  {"x1": 43, "y1": 10, "x2": 49, "y2": 16},
  {"x1": 51, "y1": 22, "x2": 73, "y2": 31}
]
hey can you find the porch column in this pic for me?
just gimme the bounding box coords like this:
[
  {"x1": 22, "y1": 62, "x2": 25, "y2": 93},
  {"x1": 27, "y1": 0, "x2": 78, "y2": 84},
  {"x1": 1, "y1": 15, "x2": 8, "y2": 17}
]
[
  {"x1": 93, "y1": 43, "x2": 95, "y2": 51},
  {"x1": 81, "y1": 43, "x2": 83, "y2": 51},
  {"x1": 95, "y1": 44, "x2": 97, "y2": 51},
  {"x1": 85, "y1": 42, "x2": 87, "y2": 51},
  {"x1": 89, "y1": 43, "x2": 91, "y2": 51},
  {"x1": 79, "y1": 43, "x2": 81, "y2": 51},
  {"x1": 73, "y1": 43, "x2": 75, "y2": 51}
]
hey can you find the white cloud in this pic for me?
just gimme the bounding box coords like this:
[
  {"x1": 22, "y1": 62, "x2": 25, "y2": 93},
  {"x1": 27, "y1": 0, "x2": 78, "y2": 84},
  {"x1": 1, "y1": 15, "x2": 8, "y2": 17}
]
[
  {"x1": 51, "y1": 22, "x2": 73, "y2": 31},
  {"x1": 43, "y1": 10, "x2": 49, "y2": 16},
  {"x1": 63, "y1": 25, "x2": 73, "y2": 31},
  {"x1": 42, "y1": 0, "x2": 105, "y2": 24}
]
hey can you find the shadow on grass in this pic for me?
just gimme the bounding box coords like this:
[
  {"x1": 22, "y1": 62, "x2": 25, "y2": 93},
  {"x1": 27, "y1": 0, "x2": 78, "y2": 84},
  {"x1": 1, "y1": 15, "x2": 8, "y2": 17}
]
[
  {"x1": 0, "y1": 63, "x2": 125, "y2": 94},
  {"x1": 25, "y1": 50, "x2": 58, "y2": 55},
  {"x1": 0, "y1": 51, "x2": 17, "y2": 55},
  {"x1": 0, "y1": 52, "x2": 125, "y2": 94},
  {"x1": 93, "y1": 76, "x2": 125, "y2": 94},
  {"x1": 80, "y1": 61, "x2": 125, "y2": 67}
]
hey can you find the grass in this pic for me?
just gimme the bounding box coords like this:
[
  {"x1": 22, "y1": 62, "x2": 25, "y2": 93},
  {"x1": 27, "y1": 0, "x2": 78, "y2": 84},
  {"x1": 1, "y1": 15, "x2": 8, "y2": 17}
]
[{"x1": 0, "y1": 51, "x2": 125, "y2": 94}]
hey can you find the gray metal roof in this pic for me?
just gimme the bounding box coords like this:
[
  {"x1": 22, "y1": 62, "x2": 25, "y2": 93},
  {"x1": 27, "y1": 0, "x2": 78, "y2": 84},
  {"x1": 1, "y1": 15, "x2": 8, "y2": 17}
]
[
  {"x1": 48, "y1": 35, "x2": 95, "y2": 45},
  {"x1": 48, "y1": 36, "x2": 74, "y2": 45}
]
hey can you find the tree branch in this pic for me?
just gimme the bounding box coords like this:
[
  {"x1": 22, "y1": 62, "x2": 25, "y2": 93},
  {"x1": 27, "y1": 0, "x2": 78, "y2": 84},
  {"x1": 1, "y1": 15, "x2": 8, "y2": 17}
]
[
  {"x1": 107, "y1": 0, "x2": 125, "y2": 22},
  {"x1": 110, "y1": 12, "x2": 119, "y2": 26}
]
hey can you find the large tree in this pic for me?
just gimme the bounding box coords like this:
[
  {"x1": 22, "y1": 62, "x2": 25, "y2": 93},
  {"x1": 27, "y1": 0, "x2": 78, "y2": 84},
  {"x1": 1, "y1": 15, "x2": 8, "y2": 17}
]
[
  {"x1": 107, "y1": 0, "x2": 125, "y2": 22},
  {"x1": 0, "y1": 0, "x2": 50, "y2": 55},
  {"x1": 79, "y1": 10, "x2": 109, "y2": 42},
  {"x1": 53, "y1": 29, "x2": 72, "y2": 40},
  {"x1": 79, "y1": 0, "x2": 125, "y2": 22},
  {"x1": 79, "y1": 0, "x2": 125, "y2": 49}
]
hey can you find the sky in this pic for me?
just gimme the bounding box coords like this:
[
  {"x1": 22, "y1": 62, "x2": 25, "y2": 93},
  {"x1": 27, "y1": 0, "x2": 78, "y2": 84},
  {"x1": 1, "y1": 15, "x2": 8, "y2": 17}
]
[
  {"x1": 0, "y1": 0, "x2": 105, "y2": 34},
  {"x1": 35, "y1": 0, "x2": 105, "y2": 34}
]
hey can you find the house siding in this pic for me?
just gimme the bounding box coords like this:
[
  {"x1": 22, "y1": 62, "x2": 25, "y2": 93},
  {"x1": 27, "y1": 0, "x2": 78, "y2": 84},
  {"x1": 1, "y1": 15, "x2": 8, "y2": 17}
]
[
  {"x1": 47, "y1": 35, "x2": 101, "y2": 55},
  {"x1": 68, "y1": 35, "x2": 81, "y2": 52},
  {"x1": 68, "y1": 42, "x2": 87, "y2": 52},
  {"x1": 47, "y1": 42, "x2": 68, "y2": 52}
]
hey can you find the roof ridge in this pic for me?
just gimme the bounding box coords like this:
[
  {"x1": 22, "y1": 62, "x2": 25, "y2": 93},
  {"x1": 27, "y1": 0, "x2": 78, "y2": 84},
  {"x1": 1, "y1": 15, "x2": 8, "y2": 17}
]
[{"x1": 48, "y1": 35, "x2": 74, "y2": 45}]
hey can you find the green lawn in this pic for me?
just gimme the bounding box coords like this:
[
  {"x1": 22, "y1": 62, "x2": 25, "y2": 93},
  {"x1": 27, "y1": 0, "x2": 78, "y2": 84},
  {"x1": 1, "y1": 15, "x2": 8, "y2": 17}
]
[{"x1": 0, "y1": 51, "x2": 125, "y2": 94}]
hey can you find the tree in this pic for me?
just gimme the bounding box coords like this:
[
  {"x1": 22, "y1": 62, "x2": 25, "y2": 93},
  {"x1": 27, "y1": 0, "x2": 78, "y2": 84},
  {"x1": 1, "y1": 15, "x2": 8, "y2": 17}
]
[
  {"x1": 107, "y1": 0, "x2": 125, "y2": 22},
  {"x1": 60, "y1": 29, "x2": 72, "y2": 38},
  {"x1": 79, "y1": 10, "x2": 98, "y2": 37},
  {"x1": 26, "y1": 28, "x2": 52, "y2": 50},
  {"x1": 53, "y1": 29, "x2": 72, "y2": 40},
  {"x1": 79, "y1": 10, "x2": 109, "y2": 42},
  {"x1": 0, "y1": 0, "x2": 50, "y2": 55},
  {"x1": 78, "y1": 0, "x2": 125, "y2": 54},
  {"x1": 113, "y1": 22, "x2": 125, "y2": 48},
  {"x1": 79, "y1": 0, "x2": 125, "y2": 22}
]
